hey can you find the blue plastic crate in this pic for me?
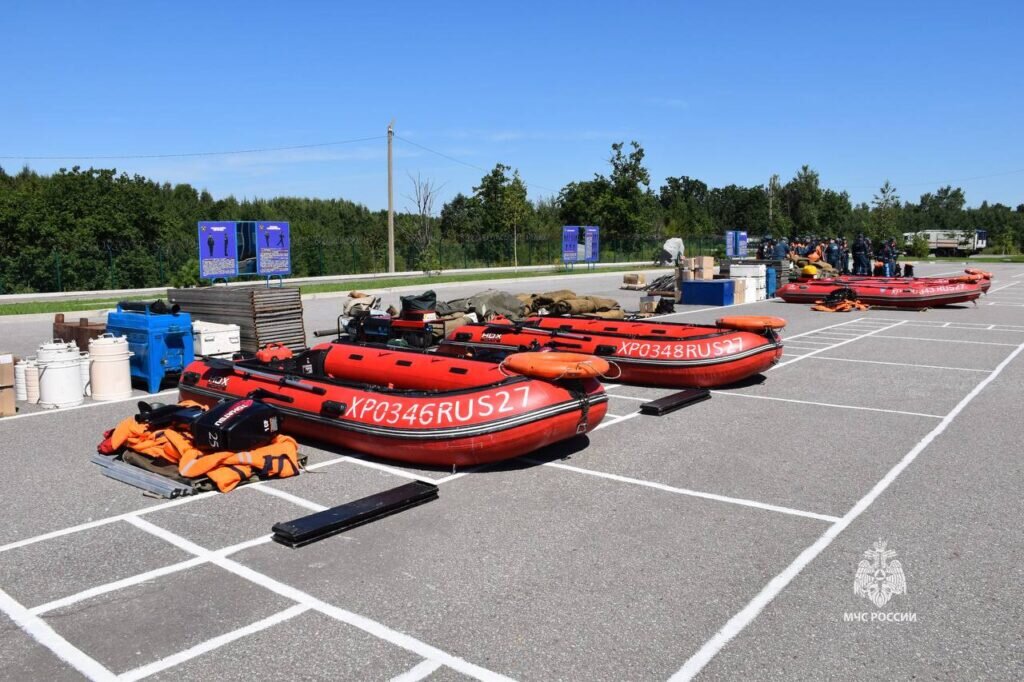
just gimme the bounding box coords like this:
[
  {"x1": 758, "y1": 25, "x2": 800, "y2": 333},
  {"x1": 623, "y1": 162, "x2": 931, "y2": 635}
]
[
  {"x1": 106, "y1": 305, "x2": 194, "y2": 393},
  {"x1": 679, "y1": 280, "x2": 734, "y2": 306}
]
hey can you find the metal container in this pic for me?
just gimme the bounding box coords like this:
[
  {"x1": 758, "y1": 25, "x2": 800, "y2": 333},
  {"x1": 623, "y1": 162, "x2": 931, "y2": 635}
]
[
  {"x1": 37, "y1": 340, "x2": 84, "y2": 409},
  {"x1": 106, "y1": 304, "x2": 194, "y2": 393},
  {"x1": 89, "y1": 334, "x2": 134, "y2": 401},
  {"x1": 14, "y1": 360, "x2": 28, "y2": 402},
  {"x1": 24, "y1": 361, "x2": 39, "y2": 404},
  {"x1": 37, "y1": 339, "x2": 79, "y2": 364}
]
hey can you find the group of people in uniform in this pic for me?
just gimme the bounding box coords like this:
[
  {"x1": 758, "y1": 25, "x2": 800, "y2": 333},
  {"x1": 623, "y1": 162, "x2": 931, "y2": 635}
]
[{"x1": 756, "y1": 234, "x2": 902, "y2": 276}]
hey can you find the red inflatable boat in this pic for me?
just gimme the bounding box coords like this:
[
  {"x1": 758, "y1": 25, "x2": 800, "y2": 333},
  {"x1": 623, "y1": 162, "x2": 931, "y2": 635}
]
[
  {"x1": 438, "y1": 315, "x2": 785, "y2": 388},
  {"x1": 836, "y1": 271, "x2": 991, "y2": 293},
  {"x1": 179, "y1": 341, "x2": 608, "y2": 467},
  {"x1": 777, "y1": 277, "x2": 982, "y2": 308}
]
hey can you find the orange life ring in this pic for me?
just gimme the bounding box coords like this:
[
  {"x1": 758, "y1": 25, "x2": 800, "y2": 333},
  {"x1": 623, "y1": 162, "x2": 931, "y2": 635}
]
[
  {"x1": 500, "y1": 352, "x2": 610, "y2": 380},
  {"x1": 716, "y1": 315, "x2": 787, "y2": 332}
]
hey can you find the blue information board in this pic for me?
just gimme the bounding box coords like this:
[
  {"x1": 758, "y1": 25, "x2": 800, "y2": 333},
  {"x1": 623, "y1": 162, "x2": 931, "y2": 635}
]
[
  {"x1": 726, "y1": 230, "x2": 749, "y2": 258},
  {"x1": 563, "y1": 225, "x2": 600, "y2": 264},
  {"x1": 583, "y1": 226, "x2": 600, "y2": 263},
  {"x1": 256, "y1": 221, "x2": 291, "y2": 276},
  {"x1": 562, "y1": 226, "x2": 580, "y2": 263},
  {"x1": 198, "y1": 222, "x2": 238, "y2": 279}
]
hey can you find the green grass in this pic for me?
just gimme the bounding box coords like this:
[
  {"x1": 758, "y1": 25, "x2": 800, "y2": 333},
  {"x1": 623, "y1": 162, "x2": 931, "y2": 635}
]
[{"x1": 0, "y1": 264, "x2": 663, "y2": 316}]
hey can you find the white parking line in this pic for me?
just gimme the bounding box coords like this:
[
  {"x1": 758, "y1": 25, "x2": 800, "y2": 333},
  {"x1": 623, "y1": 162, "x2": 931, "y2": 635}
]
[
  {"x1": 593, "y1": 411, "x2": 641, "y2": 431},
  {"x1": 390, "y1": 660, "x2": 445, "y2": 682},
  {"x1": 770, "y1": 321, "x2": 907, "y2": 371},
  {"x1": 0, "y1": 587, "x2": 116, "y2": 681},
  {"x1": 250, "y1": 484, "x2": 328, "y2": 512},
  {"x1": 28, "y1": 533, "x2": 275, "y2": 616},
  {"x1": 118, "y1": 604, "x2": 311, "y2": 682},
  {"x1": 530, "y1": 460, "x2": 840, "y2": 523},
  {"x1": 803, "y1": 356, "x2": 990, "y2": 373},
  {"x1": 609, "y1": 391, "x2": 942, "y2": 418},
  {"x1": 306, "y1": 454, "x2": 440, "y2": 483},
  {"x1": 870, "y1": 335, "x2": 1017, "y2": 347},
  {"x1": 29, "y1": 556, "x2": 207, "y2": 616},
  {"x1": 0, "y1": 491, "x2": 219, "y2": 555},
  {"x1": 670, "y1": 336, "x2": 1024, "y2": 681},
  {"x1": 988, "y1": 280, "x2": 1021, "y2": 293},
  {"x1": 124, "y1": 516, "x2": 515, "y2": 682},
  {"x1": 708, "y1": 392, "x2": 943, "y2": 419},
  {"x1": 0, "y1": 389, "x2": 178, "y2": 423}
]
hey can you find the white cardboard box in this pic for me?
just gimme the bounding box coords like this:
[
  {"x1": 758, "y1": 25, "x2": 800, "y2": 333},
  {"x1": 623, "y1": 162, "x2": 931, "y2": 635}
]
[
  {"x1": 192, "y1": 320, "x2": 241, "y2": 357},
  {"x1": 731, "y1": 264, "x2": 767, "y2": 277}
]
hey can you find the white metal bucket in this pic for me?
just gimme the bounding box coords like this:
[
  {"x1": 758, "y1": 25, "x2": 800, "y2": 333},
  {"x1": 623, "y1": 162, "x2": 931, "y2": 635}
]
[
  {"x1": 89, "y1": 334, "x2": 133, "y2": 401},
  {"x1": 37, "y1": 339, "x2": 79, "y2": 364},
  {"x1": 38, "y1": 357, "x2": 84, "y2": 409}
]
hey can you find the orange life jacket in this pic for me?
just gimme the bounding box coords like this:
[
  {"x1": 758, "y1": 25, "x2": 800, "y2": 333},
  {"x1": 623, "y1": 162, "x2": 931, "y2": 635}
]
[{"x1": 106, "y1": 402, "x2": 300, "y2": 492}]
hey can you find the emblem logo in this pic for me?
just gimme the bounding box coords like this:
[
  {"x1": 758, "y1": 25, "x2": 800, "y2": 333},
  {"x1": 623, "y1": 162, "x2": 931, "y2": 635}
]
[{"x1": 854, "y1": 540, "x2": 907, "y2": 607}]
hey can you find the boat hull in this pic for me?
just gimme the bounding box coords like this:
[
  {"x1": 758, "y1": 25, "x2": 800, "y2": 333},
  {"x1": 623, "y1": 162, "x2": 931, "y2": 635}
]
[
  {"x1": 440, "y1": 318, "x2": 784, "y2": 388},
  {"x1": 179, "y1": 344, "x2": 608, "y2": 467},
  {"x1": 777, "y1": 279, "x2": 982, "y2": 308}
]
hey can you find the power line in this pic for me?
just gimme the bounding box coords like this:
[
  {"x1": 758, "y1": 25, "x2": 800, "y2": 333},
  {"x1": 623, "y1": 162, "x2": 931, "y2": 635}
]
[
  {"x1": 395, "y1": 135, "x2": 559, "y2": 194},
  {"x1": 0, "y1": 135, "x2": 385, "y2": 161}
]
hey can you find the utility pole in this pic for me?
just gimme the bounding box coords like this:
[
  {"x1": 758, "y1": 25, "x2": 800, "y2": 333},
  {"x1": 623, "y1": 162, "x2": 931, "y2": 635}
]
[{"x1": 387, "y1": 119, "x2": 395, "y2": 273}]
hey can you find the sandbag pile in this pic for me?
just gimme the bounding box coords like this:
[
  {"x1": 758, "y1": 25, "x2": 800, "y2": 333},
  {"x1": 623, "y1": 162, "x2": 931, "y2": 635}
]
[
  {"x1": 517, "y1": 290, "x2": 624, "y2": 320},
  {"x1": 444, "y1": 289, "x2": 526, "y2": 321}
]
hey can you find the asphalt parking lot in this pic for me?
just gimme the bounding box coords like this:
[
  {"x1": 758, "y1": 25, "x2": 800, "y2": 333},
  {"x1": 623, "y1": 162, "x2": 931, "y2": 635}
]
[{"x1": 2, "y1": 262, "x2": 1022, "y2": 681}]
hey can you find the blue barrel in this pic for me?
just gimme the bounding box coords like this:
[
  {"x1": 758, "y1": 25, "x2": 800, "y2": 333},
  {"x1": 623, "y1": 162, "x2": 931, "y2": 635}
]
[
  {"x1": 106, "y1": 304, "x2": 194, "y2": 393},
  {"x1": 766, "y1": 268, "x2": 777, "y2": 298}
]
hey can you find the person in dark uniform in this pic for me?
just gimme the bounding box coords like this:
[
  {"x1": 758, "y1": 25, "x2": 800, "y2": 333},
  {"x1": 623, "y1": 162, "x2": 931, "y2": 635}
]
[
  {"x1": 772, "y1": 236, "x2": 790, "y2": 261},
  {"x1": 852, "y1": 234, "x2": 869, "y2": 275},
  {"x1": 887, "y1": 238, "x2": 900, "y2": 276},
  {"x1": 206, "y1": 234, "x2": 215, "y2": 257},
  {"x1": 223, "y1": 234, "x2": 229, "y2": 257},
  {"x1": 825, "y1": 237, "x2": 841, "y2": 272}
]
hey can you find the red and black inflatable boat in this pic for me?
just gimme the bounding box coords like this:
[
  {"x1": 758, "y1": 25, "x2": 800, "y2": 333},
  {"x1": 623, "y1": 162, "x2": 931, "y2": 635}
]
[
  {"x1": 777, "y1": 277, "x2": 982, "y2": 308},
  {"x1": 438, "y1": 315, "x2": 785, "y2": 388},
  {"x1": 836, "y1": 270, "x2": 991, "y2": 293},
  {"x1": 179, "y1": 341, "x2": 608, "y2": 467}
]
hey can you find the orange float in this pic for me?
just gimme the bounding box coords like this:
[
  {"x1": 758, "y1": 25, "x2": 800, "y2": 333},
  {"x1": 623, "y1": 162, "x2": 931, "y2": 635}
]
[
  {"x1": 716, "y1": 316, "x2": 787, "y2": 332},
  {"x1": 500, "y1": 352, "x2": 610, "y2": 380}
]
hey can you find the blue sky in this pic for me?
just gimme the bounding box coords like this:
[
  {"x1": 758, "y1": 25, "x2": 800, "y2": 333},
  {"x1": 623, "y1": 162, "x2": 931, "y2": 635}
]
[{"x1": 2, "y1": 0, "x2": 1022, "y2": 210}]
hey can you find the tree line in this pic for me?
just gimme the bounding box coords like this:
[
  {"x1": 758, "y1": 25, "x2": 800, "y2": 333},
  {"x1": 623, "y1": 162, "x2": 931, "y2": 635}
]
[{"x1": 1, "y1": 142, "x2": 1021, "y2": 292}]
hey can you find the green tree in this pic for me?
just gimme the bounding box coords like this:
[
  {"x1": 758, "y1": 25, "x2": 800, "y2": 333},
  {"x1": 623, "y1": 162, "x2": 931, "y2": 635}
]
[
  {"x1": 870, "y1": 180, "x2": 901, "y2": 241},
  {"x1": 781, "y1": 165, "x2": 823, "y2": 233}
]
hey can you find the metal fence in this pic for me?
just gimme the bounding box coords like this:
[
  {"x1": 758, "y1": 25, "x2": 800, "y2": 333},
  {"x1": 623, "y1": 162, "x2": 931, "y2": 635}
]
[{"x1": 3, "y1": 233, "x2": 728, "y2": 294}]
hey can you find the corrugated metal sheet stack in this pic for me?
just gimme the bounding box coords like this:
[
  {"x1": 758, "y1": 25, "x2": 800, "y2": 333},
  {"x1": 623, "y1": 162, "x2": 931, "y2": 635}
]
[{"x1": 167, "y1": 286, "x2": 306, "y2": 353}]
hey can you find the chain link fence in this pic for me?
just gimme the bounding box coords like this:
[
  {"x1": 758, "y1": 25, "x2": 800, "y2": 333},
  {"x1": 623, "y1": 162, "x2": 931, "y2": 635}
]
[{"x1": 2, "y1": 233, "x2": 730, "y2": 294}]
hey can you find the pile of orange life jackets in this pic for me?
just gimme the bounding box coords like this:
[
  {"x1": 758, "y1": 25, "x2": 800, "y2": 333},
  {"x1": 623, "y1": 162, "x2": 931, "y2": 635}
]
[{"x1": 98, "y1": 401, "x2": 300, "y2": 492}]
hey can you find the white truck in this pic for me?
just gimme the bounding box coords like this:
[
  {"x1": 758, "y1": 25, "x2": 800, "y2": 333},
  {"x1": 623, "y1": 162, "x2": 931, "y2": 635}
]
[{"x1": 903, "y1": 230, "x2": 987, "y2": 256}]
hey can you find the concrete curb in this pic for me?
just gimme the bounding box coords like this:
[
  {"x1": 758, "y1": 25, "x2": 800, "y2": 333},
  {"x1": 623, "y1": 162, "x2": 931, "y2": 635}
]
[
  {"x1": 0, "y1": 261, "x2": 653, "y2": 305},
  {"x1": 1, "y1": 267, "x2": 672, "y2": 322}
]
